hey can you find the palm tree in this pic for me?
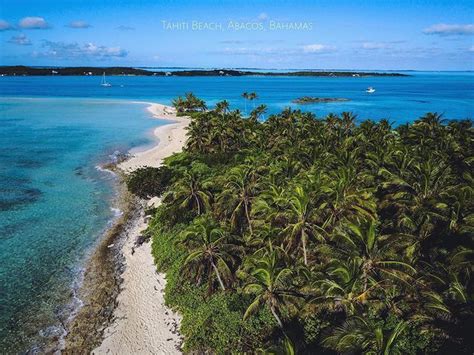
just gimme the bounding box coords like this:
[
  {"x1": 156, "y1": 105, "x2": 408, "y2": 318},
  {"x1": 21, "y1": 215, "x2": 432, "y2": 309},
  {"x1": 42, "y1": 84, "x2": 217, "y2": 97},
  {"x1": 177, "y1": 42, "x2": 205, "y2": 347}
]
[
  {"x1": 379, "y1": 155, "x2": 456, "y2": 242},
  {"x1": 322, "y1": 316, "x2": 408, "y2": 354},
  {"x1": 213, "y1": 110, "x2": 247, "y2": 153},
  {"x1": 250, "y1": 104, "x2": 267, "y2": 122},
  {"x1": 172, "y1": 95, "x2": 186, "y2": 113},
  {"x1": 248, "y1": 92, "x2": 258, "y2": 109},
  {"x1": 308, "y1": 258, "x2": 365, "y2": 315},
  {"x1": 323, "y1": 166, "x2": 377, "y2": 231},
  {"x1": 173, "y1": 92, "x2": 207, "y2": 112},
  {"x1": 282, "y1": 186, "x2": 316, "y2": 266},
  {"x1": 252, "y1": 182, "x2": 286, "y2": 221},
  {"x1": 334, "y1": 220, "x2": 417, "y2": 291},
  {"x1": 340, "y1": 111, "x2": 357, "y2": 135},
  {"x1": 181, "y1": 215, "x2": 239, "y2": 291},
  {"x1": 258, "y1": 335, "x2": 296, "y2": 354},
  {"x1": 218, "y1": 164, "x2": 259, "y2": 235},
  {"x1": 214, "y1": 100, "x2": 230, "y2": 118},
  {"x1": 242, "y1": 247, "x2": 298, "y2": 327},
  {"x1": 186, "y1": 116, "x2": 212, "y2": 153},
  {"x1": 165, "y1": 169, "x2": 211, "y2": 215},
  {"x1": 242, "y1": 92, "x2": 249, "y2": 115}
]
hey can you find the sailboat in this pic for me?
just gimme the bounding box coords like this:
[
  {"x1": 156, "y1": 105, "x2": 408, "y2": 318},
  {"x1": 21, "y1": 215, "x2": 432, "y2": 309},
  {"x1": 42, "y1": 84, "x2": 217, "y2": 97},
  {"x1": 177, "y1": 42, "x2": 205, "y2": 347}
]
[
  {"x1": 100, "y1": 72, "x2": 112, "y2": 87},
  {"x1": 366, "y1": 86, "x2": 375, "y2": 93}
]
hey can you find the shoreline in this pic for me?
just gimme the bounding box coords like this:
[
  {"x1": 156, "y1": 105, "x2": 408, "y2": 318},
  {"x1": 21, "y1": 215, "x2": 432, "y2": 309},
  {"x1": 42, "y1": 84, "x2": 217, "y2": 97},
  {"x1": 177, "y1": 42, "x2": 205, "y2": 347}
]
[
  {"x1": 64, "y1": 103, "x2": 189, "y2": 353},
  {"x1": 120, "y1": 102, "x2": 189, "y2": 171}
]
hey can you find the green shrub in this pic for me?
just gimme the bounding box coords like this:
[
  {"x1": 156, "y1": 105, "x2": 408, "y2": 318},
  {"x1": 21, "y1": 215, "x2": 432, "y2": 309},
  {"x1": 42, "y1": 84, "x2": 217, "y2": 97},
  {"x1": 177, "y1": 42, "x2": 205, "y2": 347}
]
[
  {"x1": 178, "y1": 291, "x2": 276, "y2": 353},
  {"x1": 180, "y1": 292, "x2": 242, "y2": 352},
  {"x1": 301, "y1": 314, "x2": 330, "y2": 345},
  {"x1": 150, "y1": 209, "x2": 277, "y2": 352},
  {"x1": 392, "y1": 321, "x2": 441, "y2": 354},
  {"x1": 126, "y1": 166, "x2": 172, "y2": 198}
]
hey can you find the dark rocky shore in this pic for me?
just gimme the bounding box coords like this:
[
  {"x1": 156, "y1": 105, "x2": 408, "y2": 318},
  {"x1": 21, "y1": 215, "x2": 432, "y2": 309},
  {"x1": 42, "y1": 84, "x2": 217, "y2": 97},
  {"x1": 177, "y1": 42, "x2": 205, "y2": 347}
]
[{"x1": 62, "y1": 176, "x2": 141, "y2": 353}]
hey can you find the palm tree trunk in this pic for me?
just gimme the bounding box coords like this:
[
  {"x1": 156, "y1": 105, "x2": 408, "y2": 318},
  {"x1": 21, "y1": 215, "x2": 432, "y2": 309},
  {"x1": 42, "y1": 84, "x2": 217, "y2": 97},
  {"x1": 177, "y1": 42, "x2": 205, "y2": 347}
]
[
  {"x1": 302, "y1": 229, "x2": 308, "y2": 266},
  {"x1": 270, "y1": 305, "x2": 283, "y2": 328},
  {"x1": 244, "y1": 200, "x2": 253, "y2": 235},
  {"x1": 211, "y1": 259, "x2": 226, "y2": 291},
  {"x1": 363, "y1": 267, "x2": 368, "y2": 292},
  {"x1": 194, "y1": 194, "x2": 201, "y2": 215}
]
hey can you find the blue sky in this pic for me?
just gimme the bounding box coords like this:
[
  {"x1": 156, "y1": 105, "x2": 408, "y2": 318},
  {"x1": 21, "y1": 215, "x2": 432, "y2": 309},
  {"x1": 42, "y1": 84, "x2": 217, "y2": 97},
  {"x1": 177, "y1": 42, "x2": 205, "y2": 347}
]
[{"x1": 0, "y1": 0, "x2": 473, "y2": 70}]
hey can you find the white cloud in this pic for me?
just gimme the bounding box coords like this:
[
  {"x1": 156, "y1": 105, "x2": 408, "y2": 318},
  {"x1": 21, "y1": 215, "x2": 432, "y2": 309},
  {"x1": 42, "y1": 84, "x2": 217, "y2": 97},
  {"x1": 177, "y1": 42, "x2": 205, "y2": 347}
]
[
  {"x1": 217, "y1": 44, "x2": 337, "y2": 58},
  {"x1": 82, "y1": 43, "x2": 127, "y2": 57},
  {"x1": 0, "y1": 20, "x2": 13, "y2": 31},
  {"x1": 8, "y1": 34, "x2": 31, "y2": 45},
  {"x1": 19, "y1": 17, "x2": 50, "y2": 29},
  {"x1": 423, "y1": 23, "x2": 474, "y2": 36},
  {"x1": 258, "y1": 12, "x2": 269, "y2": 21},
  {"x1": 67, "y1": 20, "x2": 91, "y2": 29},
  {"x1": 35, "y1": 41, "x2": 128, "y2": 59},
  {"x1": 302, "y1": 44, "x2": 336, "y2": 53}
]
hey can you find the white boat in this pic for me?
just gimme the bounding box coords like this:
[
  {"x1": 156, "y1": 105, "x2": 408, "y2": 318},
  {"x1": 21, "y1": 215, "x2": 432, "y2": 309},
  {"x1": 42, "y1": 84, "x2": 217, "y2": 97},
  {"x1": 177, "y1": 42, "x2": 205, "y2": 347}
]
[
  {"x1": 366, "y1": 87, "x2": 375, "y2": 93},
  {"x1": 100, "y1": 72, "x2": 112, "y2": 87}
]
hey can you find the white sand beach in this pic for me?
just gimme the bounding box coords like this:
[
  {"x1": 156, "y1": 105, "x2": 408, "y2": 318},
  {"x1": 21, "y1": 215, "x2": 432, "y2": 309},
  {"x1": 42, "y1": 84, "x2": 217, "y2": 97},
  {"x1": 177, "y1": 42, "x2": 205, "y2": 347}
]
[
  {"x1": 93, "y1": 103, "x2": 189, "y2": 354},
  {"x1": 119, "y1": 103, "x2": 189, "y2": 171}
]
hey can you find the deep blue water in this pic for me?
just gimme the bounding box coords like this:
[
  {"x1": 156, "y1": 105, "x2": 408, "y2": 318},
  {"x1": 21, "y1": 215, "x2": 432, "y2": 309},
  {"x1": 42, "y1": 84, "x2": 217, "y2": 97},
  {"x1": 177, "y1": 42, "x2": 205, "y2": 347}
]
[{"x1": 0, "y1": 72, "x2": 473, "y2": 352}]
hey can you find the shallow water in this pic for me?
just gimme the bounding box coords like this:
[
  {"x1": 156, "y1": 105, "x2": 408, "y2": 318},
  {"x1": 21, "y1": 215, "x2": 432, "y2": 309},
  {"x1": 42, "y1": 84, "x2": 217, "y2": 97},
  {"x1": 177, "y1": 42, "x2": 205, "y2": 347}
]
[
  {"x1": 0, "y1": 72, "x2": 472, "y2": 352},
  {"x1": 0, "y1": 98, "x2": 163, "y2": 352}
]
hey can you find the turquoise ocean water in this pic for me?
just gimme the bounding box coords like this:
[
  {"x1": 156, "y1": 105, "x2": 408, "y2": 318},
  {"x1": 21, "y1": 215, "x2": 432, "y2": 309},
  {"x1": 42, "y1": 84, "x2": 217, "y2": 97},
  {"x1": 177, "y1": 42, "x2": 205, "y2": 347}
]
[{"x1": 0, "y1": 72, "x2": 473, "y2": 352}]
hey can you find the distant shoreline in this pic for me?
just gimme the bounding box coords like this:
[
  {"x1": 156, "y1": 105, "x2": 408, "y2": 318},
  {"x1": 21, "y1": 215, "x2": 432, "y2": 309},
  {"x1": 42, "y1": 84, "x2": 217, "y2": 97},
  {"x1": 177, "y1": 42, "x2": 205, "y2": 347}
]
[{"x1": 0, "y1": 66, "x2": 410, "y2": 77}]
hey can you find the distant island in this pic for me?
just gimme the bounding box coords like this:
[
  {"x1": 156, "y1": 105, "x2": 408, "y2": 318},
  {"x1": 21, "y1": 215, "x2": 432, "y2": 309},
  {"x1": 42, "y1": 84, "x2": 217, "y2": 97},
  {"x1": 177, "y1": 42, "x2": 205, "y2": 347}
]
[
  {"x1": 292, "y1": 96, "x2": 351, "y2": 104},
  {"x1": 0, "y1": 66, "x2": 409, "y2": 77}
]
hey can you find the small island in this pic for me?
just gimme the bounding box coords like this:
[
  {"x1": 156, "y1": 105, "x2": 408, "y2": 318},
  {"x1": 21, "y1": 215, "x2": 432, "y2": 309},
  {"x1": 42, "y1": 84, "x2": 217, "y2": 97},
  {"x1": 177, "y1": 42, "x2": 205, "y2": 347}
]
[{"x1": 292, "y1": 96, "x2": 351, "y2": 104}]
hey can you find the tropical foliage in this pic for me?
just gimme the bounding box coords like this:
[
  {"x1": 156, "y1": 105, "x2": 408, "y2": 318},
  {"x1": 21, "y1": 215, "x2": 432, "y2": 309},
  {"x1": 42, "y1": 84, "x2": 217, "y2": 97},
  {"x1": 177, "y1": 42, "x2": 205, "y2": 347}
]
[
  {"x1": 126, "y1": 166, "x2": 172, "y2": 199},
  {"x1": 172, "y1": 92, "x2": 207, "y2": 113},
  {"x1": 242, "y1": 91, "x2": 258, "y2": 115},
  {"x1": 138, "y1": 96, "x2": 473, "y2": 353}
]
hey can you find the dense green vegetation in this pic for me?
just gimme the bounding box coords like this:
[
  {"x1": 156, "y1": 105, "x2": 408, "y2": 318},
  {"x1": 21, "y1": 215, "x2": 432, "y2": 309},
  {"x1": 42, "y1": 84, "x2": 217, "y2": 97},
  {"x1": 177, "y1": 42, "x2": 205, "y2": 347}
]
[
  {"x1": 292, "y1": 97, "x2": 350, "y2": 104},
  {"x1": 172, "y1": 92, "x2": 207, "y2": 113},
  {"x1": 126, "y1": 166, "x2": 172, "y2": 199},
  {"x1": 0, "y1": 65, "x2": 154, "y2": 76},
  {"x1": 132, "y1": 97, "x2": 473, "y2": 354}
]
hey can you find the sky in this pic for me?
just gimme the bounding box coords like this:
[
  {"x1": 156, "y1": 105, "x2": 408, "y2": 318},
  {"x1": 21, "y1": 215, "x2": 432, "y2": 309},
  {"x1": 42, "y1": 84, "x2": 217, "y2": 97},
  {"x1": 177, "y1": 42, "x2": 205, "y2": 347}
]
[{"x1": 0, "y1": 0, "x2": 473, "y2": 70}]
